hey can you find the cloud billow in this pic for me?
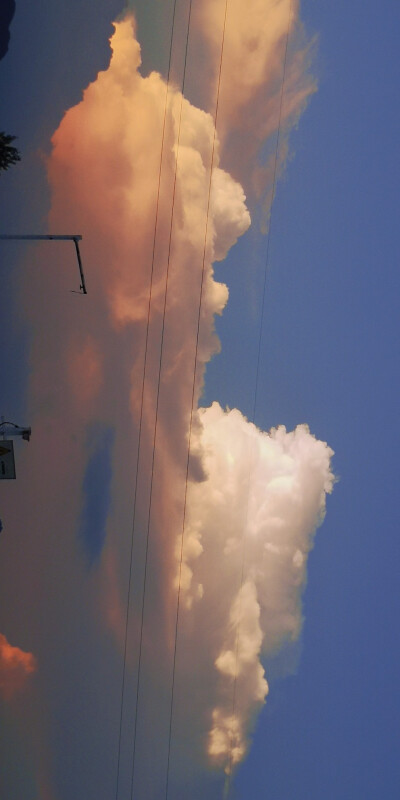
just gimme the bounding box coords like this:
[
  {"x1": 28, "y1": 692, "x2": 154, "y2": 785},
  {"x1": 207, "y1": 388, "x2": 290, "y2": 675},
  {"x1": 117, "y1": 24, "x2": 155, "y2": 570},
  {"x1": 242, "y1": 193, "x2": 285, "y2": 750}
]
[
  {"x1": 4, "y1": 8, "x2": 333, "y2": 796},
  {"x1": 182, "y1": 403, "x2": 334, "y2": 770}
]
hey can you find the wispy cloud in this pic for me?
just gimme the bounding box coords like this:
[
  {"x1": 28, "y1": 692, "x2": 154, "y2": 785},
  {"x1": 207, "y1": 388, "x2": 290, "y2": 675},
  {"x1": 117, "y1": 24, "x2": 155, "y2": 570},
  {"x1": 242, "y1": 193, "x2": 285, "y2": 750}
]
[{"x1": 194, "y1": 0, "x2": 316, "y2": 208}]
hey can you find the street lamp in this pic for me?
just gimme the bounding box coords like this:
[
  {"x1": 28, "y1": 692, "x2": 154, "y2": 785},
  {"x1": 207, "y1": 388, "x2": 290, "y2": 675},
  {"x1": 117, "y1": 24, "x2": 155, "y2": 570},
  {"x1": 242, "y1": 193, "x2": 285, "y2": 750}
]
[{"x1": 0, "y1": 234, "x2": 87, "y2": 294}]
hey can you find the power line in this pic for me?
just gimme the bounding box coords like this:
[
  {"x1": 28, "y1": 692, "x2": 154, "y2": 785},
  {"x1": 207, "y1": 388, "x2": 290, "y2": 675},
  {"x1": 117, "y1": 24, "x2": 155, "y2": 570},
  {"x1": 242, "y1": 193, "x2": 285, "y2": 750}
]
[
  {"x1": 164, "y1": 2, "x2": 229, "y2": 798},
  {"x1": 117, "y1": 0, "x2": 294, "y2": 795},
  {"x1": 114, "y1": 2, "x2": 179, "y2": 798},
  {"x1": 128, "y1": 1, "x2": 195, "y2": 798}
]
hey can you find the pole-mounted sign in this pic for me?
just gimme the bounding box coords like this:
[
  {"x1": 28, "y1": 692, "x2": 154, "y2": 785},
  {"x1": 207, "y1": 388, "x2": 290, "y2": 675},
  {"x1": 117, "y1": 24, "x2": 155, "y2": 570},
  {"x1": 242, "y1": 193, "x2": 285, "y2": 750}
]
[
  {"x1": 0, "y1": 440, "x2": 16, "y2": 479},
  {"x1": 0, "y1": 419, "x2": 31, "y2": 480}
]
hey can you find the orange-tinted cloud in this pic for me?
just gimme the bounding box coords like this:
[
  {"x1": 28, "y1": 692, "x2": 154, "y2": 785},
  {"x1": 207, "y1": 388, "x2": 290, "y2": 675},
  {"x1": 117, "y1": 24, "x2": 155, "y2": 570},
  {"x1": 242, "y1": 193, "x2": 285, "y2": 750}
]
[
  {"x1": 42, "y1": 14, "x2": 331, "y2": 777},
  {"x1": 0, "y1": 632, "x2": 37, "y2": 700},
  {"x1": 194, "y1": 0, "x2": 316, "y2": 206},
  {"x1": 43, "y1": 13, "x2": 252, "y2": 639},
  {"x1": 0, "y1": 9, "x2": 333, "y2": 794}
]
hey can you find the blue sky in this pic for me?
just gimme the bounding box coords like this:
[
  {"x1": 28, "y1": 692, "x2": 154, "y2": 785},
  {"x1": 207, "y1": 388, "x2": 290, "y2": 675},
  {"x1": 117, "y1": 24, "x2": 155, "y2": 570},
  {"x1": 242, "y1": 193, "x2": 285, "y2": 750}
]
[
  {"x1": 229, "y1": 3, "x2": 400, "y2": 797},
  {"x1": 1, "y1": 2, "x2": 399, "y2": 799}
]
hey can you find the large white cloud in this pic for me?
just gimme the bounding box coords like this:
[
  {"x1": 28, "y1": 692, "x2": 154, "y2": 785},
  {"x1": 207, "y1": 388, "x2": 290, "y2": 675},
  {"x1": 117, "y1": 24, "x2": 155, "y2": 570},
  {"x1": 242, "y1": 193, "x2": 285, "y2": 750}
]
[
  {"x1": 0, "y1": 8, "x2": 331, "y2": 797},
  {"x1": 178, "y1": 403, "x2": 334, "y2": 770}
]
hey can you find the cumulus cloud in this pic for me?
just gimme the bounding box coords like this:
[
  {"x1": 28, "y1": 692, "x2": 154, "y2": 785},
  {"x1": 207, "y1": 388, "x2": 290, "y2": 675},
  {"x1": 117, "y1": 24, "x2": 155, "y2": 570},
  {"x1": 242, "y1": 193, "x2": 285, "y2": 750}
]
[
  {"x1": 46, "y1": 18, "x2": 250, "y2": 504},
  {"x1": 6, "y1": 15, "x2": 253, "y2": 791},
  {"x1": 0, "y1": 632, "x2": 37, "y2": 700},
  {"x1": 0, "y1": 8, "x2": 332, "y2": 796},
  {"x1": 177, "y1": 403, "x2": 334, "y2": 770}
]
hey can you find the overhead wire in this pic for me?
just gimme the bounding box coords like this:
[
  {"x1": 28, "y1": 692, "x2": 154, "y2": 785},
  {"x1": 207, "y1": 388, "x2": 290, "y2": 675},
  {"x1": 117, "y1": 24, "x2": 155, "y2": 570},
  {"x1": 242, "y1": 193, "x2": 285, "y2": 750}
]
[
  {"x1": 116, "y1": 0, "x2": 294, "y2": 796},
  {"x1": 224, "y1": 0, "x2": 294, "y2": 792},
  {"x1": 163, "y1": 2, "x2": 229, "y2": 798},
  {"x1": 114, "y1": 2, "x2": 179, "y2": 798},
  {"x1": 128, "y1": 1, "x2": 195, "y2": 798}
]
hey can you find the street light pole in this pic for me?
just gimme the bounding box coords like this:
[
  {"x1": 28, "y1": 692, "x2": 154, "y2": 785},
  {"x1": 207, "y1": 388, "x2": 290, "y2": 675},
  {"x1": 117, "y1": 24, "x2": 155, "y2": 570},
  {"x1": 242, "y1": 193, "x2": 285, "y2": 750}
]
[{"x1": 0, "y1": 234, "x2": 87, "y2": 294}]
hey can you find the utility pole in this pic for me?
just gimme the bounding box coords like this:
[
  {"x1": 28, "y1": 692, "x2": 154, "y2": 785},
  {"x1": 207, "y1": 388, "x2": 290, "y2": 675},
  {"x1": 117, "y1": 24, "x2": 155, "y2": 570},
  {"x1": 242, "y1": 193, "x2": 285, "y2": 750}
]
[{"x1": 0, "y1": 234, "x2": 87, "y2": 294}]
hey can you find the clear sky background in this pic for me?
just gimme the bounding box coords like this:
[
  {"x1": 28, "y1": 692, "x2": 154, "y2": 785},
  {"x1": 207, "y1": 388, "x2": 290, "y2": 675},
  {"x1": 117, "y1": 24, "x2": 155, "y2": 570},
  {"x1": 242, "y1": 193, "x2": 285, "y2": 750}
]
[{"x1": 1, "y1": 2, "x2": 399, "y2": 799}]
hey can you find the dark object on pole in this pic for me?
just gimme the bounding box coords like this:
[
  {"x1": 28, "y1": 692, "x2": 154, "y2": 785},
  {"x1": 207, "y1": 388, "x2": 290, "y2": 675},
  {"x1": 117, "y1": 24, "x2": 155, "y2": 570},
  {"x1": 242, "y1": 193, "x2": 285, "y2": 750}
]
[
  {"x1": 0, "y1": 419, "x2": 31, "y2": 480},
  {"x1": 0, "y1": 131, "x2": 20, "y2": 172},
  {"x1": 0, "y1": 420, "x2": 31, "y2": 441},
  {"x1": 0, "y1": 440, "x2": 16, "y2": 479}
]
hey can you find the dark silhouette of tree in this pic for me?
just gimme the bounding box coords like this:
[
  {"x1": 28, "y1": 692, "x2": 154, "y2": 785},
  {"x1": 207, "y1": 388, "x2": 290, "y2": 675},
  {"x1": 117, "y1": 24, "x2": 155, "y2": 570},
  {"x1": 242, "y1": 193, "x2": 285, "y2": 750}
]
[{"x1": 0, "y1": 131, "x2": 21, "y2": 173}]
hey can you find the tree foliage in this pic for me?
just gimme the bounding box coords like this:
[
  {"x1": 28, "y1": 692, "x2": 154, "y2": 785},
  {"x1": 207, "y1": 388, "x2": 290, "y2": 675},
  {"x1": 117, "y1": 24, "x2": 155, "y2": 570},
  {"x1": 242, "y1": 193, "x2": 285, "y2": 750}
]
[{"x1": 0, "y1": 131, "x2": 21, "y2": 173}]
